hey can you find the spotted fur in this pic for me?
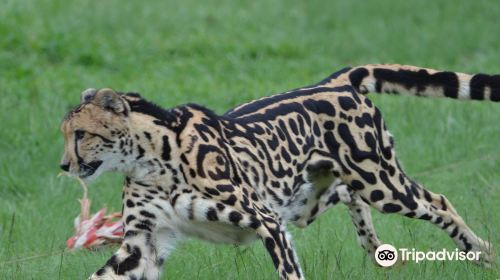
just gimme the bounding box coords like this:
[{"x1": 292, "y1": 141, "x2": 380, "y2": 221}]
[{"x1": 60, "y1": 64, "x2": 498, "y2": 280}]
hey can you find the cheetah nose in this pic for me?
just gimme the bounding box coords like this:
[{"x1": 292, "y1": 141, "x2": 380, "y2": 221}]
[{"x1": 60, "y1": 162, "x2": 70, "y2": 172}]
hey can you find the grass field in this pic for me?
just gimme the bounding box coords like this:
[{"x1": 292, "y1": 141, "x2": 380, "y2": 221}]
[{"x1": 0, "y1": 0, "x2": 499, "y2": 279}]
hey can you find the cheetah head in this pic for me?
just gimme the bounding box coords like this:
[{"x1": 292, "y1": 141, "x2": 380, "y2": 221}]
[{"x1": 60, "y1": 88, "x2": 132, "y2": 180}]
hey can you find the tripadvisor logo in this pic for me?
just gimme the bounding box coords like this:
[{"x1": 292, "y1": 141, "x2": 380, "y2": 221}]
[
  {"x1": 374, "y1": 244, "x2": 481, "y2": 267},
  {"x1": 375, "y1": 244, "x2": 398, "y2": 267}
]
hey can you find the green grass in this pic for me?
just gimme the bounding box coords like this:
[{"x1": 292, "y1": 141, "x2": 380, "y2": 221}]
[{"x1": 0, "y1": 0, "x2": 499, "y2": 279}]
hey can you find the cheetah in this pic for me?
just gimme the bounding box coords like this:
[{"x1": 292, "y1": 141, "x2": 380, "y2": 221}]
[{"x1": 60, "y1": 64, "x2": 498, "y2": 279}]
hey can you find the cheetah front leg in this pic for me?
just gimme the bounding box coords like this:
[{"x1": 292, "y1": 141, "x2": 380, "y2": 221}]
[
  {"x1": 89, "y1": 192, "x2": 179, "y2": 280},
  {"x1": 256, "y1": 214, "x2": 304, "y2": 280},
  {"x1": 89, "y1": 225, "x2": 178, "y2": 280}
]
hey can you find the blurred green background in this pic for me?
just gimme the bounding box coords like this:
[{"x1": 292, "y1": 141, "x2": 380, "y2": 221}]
[{"x1": 0, "y1": 0, "x2": 499, "y2": 279}]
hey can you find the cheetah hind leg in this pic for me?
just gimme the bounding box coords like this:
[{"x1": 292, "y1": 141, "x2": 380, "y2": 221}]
[
  {"x1": 345, "y1": 193, "x2": 383, "y2": 263},
  {"x1": 356, "y1": 166, "x2": 494, "y2": 267},
  {"x1": 304, "y1": 181, "x2": 386, "y2": 264},
  {"x1": 421, "y1": 189, "x2": 494, "y2": 267}
]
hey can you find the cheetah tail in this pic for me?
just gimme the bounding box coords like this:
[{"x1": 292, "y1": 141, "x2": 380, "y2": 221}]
[{"x1": 317, "y1": 64, "x2": 500, "y2": 102}]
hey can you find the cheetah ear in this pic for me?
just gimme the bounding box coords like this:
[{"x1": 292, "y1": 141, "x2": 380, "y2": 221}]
[
  {"x1": 92, "y1": 88, "x2": 128, "y2": 115},
  {"x1": 80, "y1": 88, "x2": 97, "y2": 103}
]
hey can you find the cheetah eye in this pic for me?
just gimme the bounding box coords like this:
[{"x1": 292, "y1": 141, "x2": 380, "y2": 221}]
[{"x1": 75, "y1": 130, "x2": 85, "y2": 140}]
